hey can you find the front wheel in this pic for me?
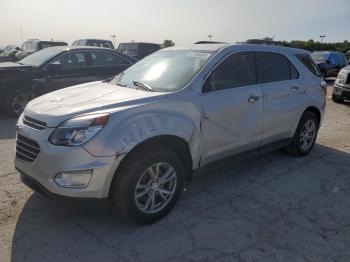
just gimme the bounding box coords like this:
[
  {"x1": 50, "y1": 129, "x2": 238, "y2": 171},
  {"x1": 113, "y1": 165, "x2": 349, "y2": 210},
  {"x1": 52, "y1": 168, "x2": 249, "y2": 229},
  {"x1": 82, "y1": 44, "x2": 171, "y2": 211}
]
[
  {"x1": 5, "y1": 89, "x2": 36, "y2": 117},
  {"x1": 110, "y1": 147, "x2": 185, "y2": 224},
  {"x1": 286, "y1": 111, "x2": 319, "y2": 156}
]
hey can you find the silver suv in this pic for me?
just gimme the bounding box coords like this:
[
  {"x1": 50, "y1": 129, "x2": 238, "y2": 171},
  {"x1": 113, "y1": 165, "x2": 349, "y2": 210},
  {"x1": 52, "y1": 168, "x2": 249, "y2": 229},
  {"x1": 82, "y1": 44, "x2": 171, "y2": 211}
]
[{"x1": 15, "y1": 44, "x2": 326, "y2": 224}]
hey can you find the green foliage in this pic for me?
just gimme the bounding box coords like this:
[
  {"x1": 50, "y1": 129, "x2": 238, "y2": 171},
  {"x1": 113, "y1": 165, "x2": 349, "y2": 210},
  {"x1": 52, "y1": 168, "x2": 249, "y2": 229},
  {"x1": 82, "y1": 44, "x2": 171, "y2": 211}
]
[
  {"x1": 246, "y1": 39, "x2": 350, "y2": 53},
  {"x1": 161, "y1": 40, "x2": 175, "y2": 48}
]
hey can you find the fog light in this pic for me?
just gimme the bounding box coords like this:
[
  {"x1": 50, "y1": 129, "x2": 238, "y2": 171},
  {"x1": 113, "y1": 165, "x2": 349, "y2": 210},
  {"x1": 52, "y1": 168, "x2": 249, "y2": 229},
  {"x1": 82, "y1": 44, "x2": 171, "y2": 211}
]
[{"x1": 54, "y1": 170, "x2": 92, "y2": 188}]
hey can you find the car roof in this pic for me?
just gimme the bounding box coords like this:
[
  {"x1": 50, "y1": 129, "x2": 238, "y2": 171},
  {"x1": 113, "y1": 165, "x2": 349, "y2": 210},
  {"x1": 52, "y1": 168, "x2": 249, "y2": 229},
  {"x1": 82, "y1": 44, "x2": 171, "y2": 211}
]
[
  {"x1": 43, "y1": 45, "x2": 137, "y2": 62},
  {"x1": 165, "y1": 43, "x2": 310, "y2": 54},
  {"x1": 47, "y1": 45, "x2": 117, "y2": 51},
  {"x1": 75, "y1": 39, "x2": 112, "y2": 42}
]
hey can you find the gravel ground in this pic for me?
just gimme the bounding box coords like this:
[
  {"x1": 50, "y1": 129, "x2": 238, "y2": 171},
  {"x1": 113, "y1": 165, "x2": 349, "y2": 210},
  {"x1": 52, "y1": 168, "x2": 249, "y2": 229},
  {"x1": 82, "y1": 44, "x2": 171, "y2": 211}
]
[{"x1": 1, "y1": 85, "x2": 350, "y2": 262}]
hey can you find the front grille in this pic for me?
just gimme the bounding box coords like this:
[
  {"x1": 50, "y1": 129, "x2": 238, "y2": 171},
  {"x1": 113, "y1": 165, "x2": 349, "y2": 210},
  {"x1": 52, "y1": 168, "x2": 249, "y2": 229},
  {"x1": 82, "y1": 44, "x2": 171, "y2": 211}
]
[
  {"x1": 16, "y1": 134, "x2": 40, "y2": 162},
  {"x1": 23, "y1": 116, "x2": 47, "y2": 130}
]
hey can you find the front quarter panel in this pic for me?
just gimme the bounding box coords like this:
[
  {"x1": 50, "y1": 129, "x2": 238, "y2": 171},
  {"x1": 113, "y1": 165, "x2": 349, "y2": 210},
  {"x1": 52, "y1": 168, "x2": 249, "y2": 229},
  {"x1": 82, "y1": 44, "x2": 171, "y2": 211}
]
[{"x1": 83, "y1": 89, "x2": 202, "y2": 168}]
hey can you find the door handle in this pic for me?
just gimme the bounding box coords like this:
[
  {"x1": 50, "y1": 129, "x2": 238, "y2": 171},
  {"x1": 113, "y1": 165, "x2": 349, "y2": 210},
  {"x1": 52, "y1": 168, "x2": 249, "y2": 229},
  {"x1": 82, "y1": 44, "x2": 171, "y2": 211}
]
[
  {"x1": 291, "y1": 86, "x2": 299, "y2": 92},
  {"x1": 248, "y1": 95, "x2": 260, "y2": 103}
]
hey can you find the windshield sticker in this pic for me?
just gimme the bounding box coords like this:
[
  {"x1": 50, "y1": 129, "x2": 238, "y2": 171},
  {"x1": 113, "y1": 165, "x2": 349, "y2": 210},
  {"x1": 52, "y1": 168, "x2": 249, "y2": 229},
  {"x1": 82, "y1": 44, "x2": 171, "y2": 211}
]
[{"x1": 186, "y1": 52, "x2": 211, "y2": 59}]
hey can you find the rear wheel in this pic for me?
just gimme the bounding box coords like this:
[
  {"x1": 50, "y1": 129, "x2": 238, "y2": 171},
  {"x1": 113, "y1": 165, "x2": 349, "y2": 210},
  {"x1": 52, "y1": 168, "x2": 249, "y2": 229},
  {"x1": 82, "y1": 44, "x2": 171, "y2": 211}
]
[
  {"x1": 5, "y1": 89, "x2": 35, "y2": 116},
  {"x1": 286, "y1": 111, "x2": 319, "y2": 156},
  {"x1": 110, "y1": 147, "x2": 185, "y2": 224},
  {"x1": 332, "y1": 94, "x2": 344, "y2": 103}
]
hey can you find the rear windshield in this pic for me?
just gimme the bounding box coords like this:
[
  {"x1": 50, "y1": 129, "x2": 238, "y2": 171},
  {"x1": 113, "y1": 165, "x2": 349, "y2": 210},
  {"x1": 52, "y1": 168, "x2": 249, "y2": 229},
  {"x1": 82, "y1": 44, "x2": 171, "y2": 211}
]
[
  {"x1": 296, "y1": 54, "x2": 321, "y2": 77},
  {"x1": 311, "y1": 52, "x2": 329, "y2": 63}
]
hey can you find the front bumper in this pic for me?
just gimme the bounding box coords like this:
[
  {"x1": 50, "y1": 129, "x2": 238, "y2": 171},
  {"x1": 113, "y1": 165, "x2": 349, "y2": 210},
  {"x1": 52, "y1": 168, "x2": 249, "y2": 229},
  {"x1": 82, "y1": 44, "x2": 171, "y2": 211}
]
[
  {"x1": 333, "y1": 84, "x2": 350, "y2": 98},
  {"x1": 14, "y1": 123, "x2": 121, "y2": 199}
]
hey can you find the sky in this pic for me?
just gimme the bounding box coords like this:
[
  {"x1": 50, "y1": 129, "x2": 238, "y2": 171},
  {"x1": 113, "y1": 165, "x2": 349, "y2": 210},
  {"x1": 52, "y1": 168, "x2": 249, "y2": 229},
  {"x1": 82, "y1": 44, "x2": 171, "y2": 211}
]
[{"x1": 0, "y1": 0, "x2": 349, "y2": 47}]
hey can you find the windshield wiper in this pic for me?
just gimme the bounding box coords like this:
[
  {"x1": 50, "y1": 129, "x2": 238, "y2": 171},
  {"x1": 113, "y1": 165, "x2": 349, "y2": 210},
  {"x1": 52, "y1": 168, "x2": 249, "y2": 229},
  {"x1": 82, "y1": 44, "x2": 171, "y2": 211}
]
[{"x1": 132, "y1": 81, "x2": 153, "y2": 92}]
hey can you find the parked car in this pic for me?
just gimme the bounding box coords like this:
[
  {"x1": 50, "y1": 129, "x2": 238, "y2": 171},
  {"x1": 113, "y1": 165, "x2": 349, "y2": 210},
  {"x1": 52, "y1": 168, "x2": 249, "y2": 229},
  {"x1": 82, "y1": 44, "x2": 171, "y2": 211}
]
[
  {"x1": 332, "y1": 65, "x2": 350, "y2": 103},
  {"x1": 0, "y1": 46, "x2": 136, "y2": 116},
  {"x1": 118, "y1": 42, "x2": 160, "y2": 60},
  {"x1": 311, "y1": 51, "x2": 348, "y2": 79},
  {"x1": 0, "y1": 45, "x2": 20, "y2": 62},
  {"x1": 15, "y1": 44, "x2": 326, "y2": 224},
  {"x1": 72, "y1": 39, "x2": 114, "y2": 49},
  {"x1": 345, "y1": 50, "x2": 350, "y2": 61},
  {"x1": 14, "y1": 39, "x2": 68, "y2": 61}
]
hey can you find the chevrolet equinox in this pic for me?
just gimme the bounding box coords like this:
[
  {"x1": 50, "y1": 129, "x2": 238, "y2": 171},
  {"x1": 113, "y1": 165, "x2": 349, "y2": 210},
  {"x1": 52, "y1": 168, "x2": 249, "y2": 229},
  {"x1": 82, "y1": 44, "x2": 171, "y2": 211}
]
[{"x1": 15, "y1": 44, "x2": 326, "y2": 224}]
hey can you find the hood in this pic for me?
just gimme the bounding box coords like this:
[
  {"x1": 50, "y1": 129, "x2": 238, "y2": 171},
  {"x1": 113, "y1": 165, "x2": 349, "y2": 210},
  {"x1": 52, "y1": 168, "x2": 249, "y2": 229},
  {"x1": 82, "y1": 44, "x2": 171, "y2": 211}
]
[
  {"x1": 0, "y1": 62, "x2": 33, "y2": 71},
  {"x1": 24, "y1": 81, "x2": 166, "y2": 127}
]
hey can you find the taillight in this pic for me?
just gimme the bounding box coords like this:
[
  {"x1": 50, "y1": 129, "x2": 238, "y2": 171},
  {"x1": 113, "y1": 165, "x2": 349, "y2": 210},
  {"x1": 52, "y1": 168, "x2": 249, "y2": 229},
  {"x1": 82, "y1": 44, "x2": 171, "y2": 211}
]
[{"x1": 320, "y1": 81, "x2": 327, "y2": 96}]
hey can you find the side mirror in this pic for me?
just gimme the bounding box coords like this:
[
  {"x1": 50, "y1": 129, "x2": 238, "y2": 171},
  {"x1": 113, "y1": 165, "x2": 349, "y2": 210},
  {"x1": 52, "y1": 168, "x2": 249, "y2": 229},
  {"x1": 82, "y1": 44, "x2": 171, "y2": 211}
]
[
  {"x1": 326, "y1": 60, "x2": 331, "y2": 64},
  {"x1": 47, "y1": 63, "x2": 62, "y2": 71},
  {"x1": 15, "y1": 47, "x2": 20, "y2": 51}
]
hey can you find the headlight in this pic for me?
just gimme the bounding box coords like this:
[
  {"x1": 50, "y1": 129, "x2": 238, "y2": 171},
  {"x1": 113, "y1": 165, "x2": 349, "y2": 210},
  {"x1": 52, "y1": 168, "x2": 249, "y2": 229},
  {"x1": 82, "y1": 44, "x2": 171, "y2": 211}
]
[{"x1": 49, "y1": 113, "x2": 109, "y2": 146}]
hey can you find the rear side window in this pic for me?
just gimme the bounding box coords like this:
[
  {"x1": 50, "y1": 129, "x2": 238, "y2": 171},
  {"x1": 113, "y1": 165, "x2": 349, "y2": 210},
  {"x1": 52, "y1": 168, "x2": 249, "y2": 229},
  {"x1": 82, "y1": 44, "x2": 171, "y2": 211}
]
[
  {"x1": 295, "y1": 54, "x2": 321, "y2": 77},
  {"x1": 204, "y1": 51, "x2": 256, "y2": 92},
  {"x1": 90, "y1": 51, "x2": 114, "y2": 65},
  {"x1": 256, "y1": 52, "x2": 296, "y2": 84},
  {"x1": 113, "y1": 54, "x2": 130, "y2": 65}
]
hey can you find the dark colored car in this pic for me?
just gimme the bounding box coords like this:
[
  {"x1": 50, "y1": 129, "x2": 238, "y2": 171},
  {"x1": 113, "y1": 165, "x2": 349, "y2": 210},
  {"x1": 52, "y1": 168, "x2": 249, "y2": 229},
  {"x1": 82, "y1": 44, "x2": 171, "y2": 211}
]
[
  {"x1": 0, "y1": 46, "x2": 136, "y2": 116},
  {"x1": 332, "y1": 65, "x2": 350, "y2": 103},
  {"x1": 72, "y1": 39, "x2": 114, "y2": 49},
  {"x1": 311, "y1": 51, "x2": 348, "y2": 79},
  {"x1": 15, "y1": 39, "x2": 68, "y2": 61},
  {"x1": 0, "y1": 45, "x2": 20, "y2": 62},
  {"x1": 118, "y1": 42, "x2": 160, "y2": 60}
]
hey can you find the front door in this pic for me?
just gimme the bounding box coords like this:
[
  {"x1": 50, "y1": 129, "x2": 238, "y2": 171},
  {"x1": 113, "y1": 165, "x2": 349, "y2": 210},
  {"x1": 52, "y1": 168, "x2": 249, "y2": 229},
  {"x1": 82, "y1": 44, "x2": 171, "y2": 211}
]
[
  {"x1": 200, "y1": 51, "x2": 264, "y2": 166},
  {"x1": 45, "y1": 51, "x2": 95, "y2": 93}
]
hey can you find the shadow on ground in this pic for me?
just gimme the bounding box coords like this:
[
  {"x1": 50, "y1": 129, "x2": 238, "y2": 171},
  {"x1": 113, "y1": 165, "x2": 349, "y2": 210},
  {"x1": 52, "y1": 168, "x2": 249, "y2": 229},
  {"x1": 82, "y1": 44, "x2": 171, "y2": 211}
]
[
  {"x1": 0, "y1": 115, "x2": 17, "y2": 139},
  {"x1": 11, "y1": 144, "x2": 350, "y2": 262}
]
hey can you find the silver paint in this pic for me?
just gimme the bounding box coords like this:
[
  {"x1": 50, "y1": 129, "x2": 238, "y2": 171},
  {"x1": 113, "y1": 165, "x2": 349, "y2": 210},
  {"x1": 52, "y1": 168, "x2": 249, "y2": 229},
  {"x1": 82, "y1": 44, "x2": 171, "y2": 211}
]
[{"x1": 16, "y1": 43, "x2": 326, "y2": 198}]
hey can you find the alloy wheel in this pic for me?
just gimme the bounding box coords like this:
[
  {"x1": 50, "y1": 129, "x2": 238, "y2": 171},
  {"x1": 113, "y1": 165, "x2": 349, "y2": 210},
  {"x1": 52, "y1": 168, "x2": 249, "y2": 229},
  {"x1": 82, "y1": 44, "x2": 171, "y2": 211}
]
[
  {"x1": 299, "y1": 119, "x2": 316, "y2": 151},
  {"x1": 134, "y1": 162, "x2": 177, "y2": 214}
]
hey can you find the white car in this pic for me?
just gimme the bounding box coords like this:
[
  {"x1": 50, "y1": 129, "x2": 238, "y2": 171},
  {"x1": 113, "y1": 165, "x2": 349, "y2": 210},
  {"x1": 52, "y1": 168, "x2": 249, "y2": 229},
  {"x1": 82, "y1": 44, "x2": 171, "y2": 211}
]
[{"x1": 15, "y1": 43, "x2": 326, "y2": 224}]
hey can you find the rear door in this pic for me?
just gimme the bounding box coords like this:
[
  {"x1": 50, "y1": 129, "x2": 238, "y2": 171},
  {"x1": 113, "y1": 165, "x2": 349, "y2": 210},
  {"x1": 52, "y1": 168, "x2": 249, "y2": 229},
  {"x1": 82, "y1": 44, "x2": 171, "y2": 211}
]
[
  {"x1": 200, "y1": 51, "x2": 264, "y2": 165},
  {"x1": 88, "y1": 50, "x2": 133, "y2": 81},
  {"x1": 257, "y1": 51, "x2": 303, "y2": 145}
]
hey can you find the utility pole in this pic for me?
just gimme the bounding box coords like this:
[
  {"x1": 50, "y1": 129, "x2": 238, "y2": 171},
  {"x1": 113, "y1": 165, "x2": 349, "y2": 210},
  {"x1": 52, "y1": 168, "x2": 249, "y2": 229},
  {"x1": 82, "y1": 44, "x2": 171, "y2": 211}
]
[
  {"x1": 208, "y1": 34, "x2": 213, "y2": 41},
  {"x1": 320, "y1": 34, "x2": 326, "y2": 44},
  {"x1": 111, "y1": 34, "x2": 116, "y2": 47},
  {"x1": 19, "y1": 26, "x2": 24, "y2": 44}
]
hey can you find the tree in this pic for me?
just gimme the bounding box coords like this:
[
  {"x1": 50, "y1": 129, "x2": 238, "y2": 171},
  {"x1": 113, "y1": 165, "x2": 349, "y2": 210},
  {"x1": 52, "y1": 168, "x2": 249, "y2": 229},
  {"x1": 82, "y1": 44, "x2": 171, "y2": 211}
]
[{"x1": 161, "y1": 40, "x2": 175, "y2": 48}]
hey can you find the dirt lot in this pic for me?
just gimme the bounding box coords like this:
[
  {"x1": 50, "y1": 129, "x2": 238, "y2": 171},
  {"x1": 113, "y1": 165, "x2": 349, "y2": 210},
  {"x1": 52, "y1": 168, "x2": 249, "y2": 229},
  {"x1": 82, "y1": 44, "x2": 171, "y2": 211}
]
[{"x1": 1, "y1": 85, "x2": 350, "y2": 262}]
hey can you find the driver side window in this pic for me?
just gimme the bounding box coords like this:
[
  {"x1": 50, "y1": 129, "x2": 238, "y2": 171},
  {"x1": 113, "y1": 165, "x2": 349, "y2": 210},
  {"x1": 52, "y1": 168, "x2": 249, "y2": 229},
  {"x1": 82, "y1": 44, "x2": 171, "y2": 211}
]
[
  {"x1": 204, "y1": 52, "x2": 256, "y2": 93},
  {"x1": 51, "y1": 52, "x2": 88, "y2": 68}
]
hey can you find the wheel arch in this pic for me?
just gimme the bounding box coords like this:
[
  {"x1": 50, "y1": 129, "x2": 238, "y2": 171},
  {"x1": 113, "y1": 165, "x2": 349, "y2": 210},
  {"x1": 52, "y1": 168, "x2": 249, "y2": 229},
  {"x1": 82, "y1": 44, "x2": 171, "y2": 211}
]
[
  {"x1": 108, "y1": 134, "x2": 193, "y2": 198},
  {"x1": 304, "y1": 106, "x2": 321, "y2": 126}
]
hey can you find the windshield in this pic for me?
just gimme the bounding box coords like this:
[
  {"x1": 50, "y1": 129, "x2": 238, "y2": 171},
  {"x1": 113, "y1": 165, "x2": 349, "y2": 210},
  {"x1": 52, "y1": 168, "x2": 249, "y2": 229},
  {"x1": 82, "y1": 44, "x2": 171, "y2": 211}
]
[
  {"x1": 115, "y1": 50, "x2": 213, "y2": 92},
  {"x1": 311, "y1": 52, "x2": 329, "y2": 63},
  {"x1": 19, "y1": 48, "x2": 63, "y2": 66}
]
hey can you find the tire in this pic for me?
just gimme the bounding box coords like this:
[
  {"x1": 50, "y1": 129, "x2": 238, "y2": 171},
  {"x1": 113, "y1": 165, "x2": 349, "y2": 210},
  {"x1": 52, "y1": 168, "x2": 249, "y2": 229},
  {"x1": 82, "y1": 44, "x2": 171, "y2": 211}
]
[
  {"x1": 332, "y1": 94, "x2": 344, "y2": 103},
  {"x1": 110, "y1": 147, "x2": 185, "y2": 224},
  {"x1": 286, "y1": 111, "x2": 319, "y2": 156},
  {"x1": 4, "y1": 88, "x2": 36, "y2": 117}
]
